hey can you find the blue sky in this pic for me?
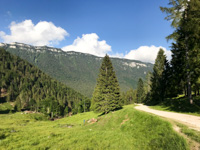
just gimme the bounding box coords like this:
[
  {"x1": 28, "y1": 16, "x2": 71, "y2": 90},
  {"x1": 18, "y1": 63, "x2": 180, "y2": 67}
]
[{"x1": 0, "y1": 0, "x2": 173, "y2": 63}]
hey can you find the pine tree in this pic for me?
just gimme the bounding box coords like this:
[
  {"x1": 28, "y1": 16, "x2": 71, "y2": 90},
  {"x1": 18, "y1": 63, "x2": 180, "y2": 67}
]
[
  {"x1": 122, "y1": 89, "x2": 136, "y2": 105},
  {"x1": 91, "y1": 55, "x2": 121, "y2": 114},
  {"x1": 149, "y1": 49, "x2": 167, "y2": 105},
  {"x1": 136, "y1": 78, "x2": 144, "y2": 103},
  {"x1": 169, "y1": 0, "x2": 200, "y2": 104},
  {"x1": 160, "y1": 0, "x2": 189, "y2": 40}
]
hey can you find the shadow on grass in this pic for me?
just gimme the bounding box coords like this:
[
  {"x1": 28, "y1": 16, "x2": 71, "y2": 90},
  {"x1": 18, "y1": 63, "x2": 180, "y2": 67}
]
[
  {"x1": 0, "y1": 97, "x2": 7, "y2": 103},
  {"x1": 97, "y1": 106, "x2": 123, "y2": 117},
  {"x1": 147, "y1": 96, "x2": 200, "y2": 114},
  {"x1": 0, "y1": 110, "x2": 17, "y2": 114}
]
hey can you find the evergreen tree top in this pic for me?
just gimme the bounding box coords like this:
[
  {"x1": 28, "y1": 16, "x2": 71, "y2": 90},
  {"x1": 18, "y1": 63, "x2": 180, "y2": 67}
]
[{"x1": 91, "y1": 54, "x2": 122, "y2": 114}]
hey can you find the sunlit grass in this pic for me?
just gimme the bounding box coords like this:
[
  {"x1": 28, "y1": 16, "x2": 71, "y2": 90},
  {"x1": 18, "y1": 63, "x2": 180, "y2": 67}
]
[
  {"x1": 0, "y1": 105, "x2": 188, "y2": 150},
  {"x1": 176, "y1": 123, "x2": 200, "y2": 143}
]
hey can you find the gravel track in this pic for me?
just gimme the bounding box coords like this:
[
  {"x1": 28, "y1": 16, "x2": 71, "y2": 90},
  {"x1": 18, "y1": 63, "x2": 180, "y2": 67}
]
[{"x1": 135, "y1": 104, "x2": 200, "y2": 131}]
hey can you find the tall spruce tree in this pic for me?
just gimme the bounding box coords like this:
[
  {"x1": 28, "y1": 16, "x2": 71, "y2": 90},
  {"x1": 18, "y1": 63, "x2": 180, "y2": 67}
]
[
  {"x1": 161, "y1": 0, "x2": 200, "y2": 104},
  {"x1": 168, "y1": 0, "x2": 200, "y2": 104},
  {"x1": 160, "y1": 0, "x2": 189, "y2": 40},
  {"x1": 91, "y1": 55, "x2": 121, "y2": 114},
  {"x1": 149, "y1": 49, "x2": 167, "y2": 105},
  {"x1": 136, "y1": 78, "x2": 144, "y2": 103}
]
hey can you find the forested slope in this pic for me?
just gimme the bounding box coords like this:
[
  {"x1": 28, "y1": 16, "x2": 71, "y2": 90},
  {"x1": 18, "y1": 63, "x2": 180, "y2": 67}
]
[
  {"x1": 0, "y1": 42, "x2": 153, "y2": 97},
  {"x1": 0, "y1": 48, "x2": 90, "y2": 117}
]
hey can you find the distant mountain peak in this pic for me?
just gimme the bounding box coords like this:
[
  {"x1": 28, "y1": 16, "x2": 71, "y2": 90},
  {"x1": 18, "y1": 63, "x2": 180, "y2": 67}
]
[{"x1": 0, "y1": 42, "x2": 64, "y2": 53}]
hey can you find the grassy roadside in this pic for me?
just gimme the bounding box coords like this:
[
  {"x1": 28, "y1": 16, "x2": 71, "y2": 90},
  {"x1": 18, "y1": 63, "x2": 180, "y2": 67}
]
[
  {"x1": 176, "y1": 123, "x2": 200, "y2": 143},
  {"x1": 149, "y1": 96, "x2": 200, "y2": 116},
  {"x1": 149, "y1": 105, "x2": 200, "y2": 116},
  {"x1": 0, "y1": 105, "x2": 188, "y2": 150}
]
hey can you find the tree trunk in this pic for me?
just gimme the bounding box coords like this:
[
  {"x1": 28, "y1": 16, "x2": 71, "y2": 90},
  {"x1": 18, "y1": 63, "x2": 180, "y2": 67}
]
[
  {"x1": 51, "y1": 112, "x2": 53, "y2": 119},
  {"x1": 186, "y1": 46, "x2": 193, "y2": 104},
  {"x1": 186, "y1": 52, "x2": 193, "y2": 104},
  {"x1": 184, "y1": 86, "x2": 187, "y2": 96},
  {"x1": 184, "y1": 9, "x2": 193, "y2": 105}
]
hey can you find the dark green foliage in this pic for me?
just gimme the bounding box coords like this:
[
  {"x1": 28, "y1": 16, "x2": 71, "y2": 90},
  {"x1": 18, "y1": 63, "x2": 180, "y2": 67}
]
[
  {"x1": 0, "y1": 48, "x2": 90, "y2": 117},
  {"x1": 136, "y1": 78, "x2": 145, "y2": 103},
  {"x1": 64, "y1": 106, "x2": 69, "y2": 116},
  {"x1": 161, "y1": 60, "x2": 177, "y2": 98},
  {"x1": 1, "y1": 43, "x2": 153, "y2": 97},
  {"x1": 160, "y1": 0, "x2": 189, "y2": 40},
  {"x1": 121, "y1": 88, "x2": 136, "y2": 105},
  {"x1": 149, "y1": 0, "x2": 200, "y2": 107},
  {"x1": 166, "y1": 0, "x2": 200, "y2": 101},
  {"x1": 147, "y1": 49, "x2": 167, "y2": 105},
  {"x1": 91, "y1": 55, "x2": 122, "y2": 113}
]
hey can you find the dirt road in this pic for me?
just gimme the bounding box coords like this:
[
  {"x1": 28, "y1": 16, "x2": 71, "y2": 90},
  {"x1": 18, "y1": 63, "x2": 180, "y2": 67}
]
[{"x1": 135, "y1": 104, "x2": 200, "y2": 131}]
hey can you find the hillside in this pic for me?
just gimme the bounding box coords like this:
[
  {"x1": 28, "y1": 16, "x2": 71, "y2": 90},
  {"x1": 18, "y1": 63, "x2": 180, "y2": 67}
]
[
  {"x1": 0, "y1": 48, "x2": 90, "y2": 116},
  {"x1": 0, "y1": 105, "x2": 188, "y2": 149},
  {"x1": 0, "y1": 42, "x2": 153, "y2": 97}
]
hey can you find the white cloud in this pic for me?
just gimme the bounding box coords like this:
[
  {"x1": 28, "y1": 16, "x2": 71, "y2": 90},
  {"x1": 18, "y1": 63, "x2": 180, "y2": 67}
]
[
  {"x1": 124, "y1": 45, "x2": 171, "y2": 63},
  {"x1": 62, "y1": 33, "x2": 111, "y2": 57},
  {"x1": 0, "y1": 21, "x2": 171, "y2": 64},
  {"x1": 0, "y1": 31, "x2": 6, "y2": 37},
  {"x1": 0, "y1": 20, "x2": 69, "y2": 46},
  {"x1": 62, "y1": 35, "x2": 171, "y2": 63}
]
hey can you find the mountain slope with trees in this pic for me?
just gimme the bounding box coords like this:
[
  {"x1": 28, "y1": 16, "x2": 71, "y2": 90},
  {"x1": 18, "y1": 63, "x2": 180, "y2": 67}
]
[
  {"x1": 0, "y1": 42, "x2": 153, "y2": 97},
  {"x1": 0, "y1": 48, "x2": 90, "y2": 117}
]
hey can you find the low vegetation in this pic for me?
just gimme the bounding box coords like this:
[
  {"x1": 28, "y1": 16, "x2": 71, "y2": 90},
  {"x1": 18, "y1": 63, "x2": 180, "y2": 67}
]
[
  {"x1": 0, "y1": 105, "x2": 188, "y2": 150},
  {"x1": 149, "y1": 96, "x2": 200, "y2": 116},
  {"x1": 176, "y1": 123, "x2": 200, "y2": 143}
]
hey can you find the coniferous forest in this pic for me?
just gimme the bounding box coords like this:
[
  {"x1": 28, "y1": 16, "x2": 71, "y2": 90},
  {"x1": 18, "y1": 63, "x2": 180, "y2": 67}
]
[
  {"x1": 145, "y1": 0, "x2": 200, "y2": 112},
  {"x1": 0, "y1": 48, "x2": 90, "y2": 117},
  {"x1": 0, "y1": 0, "x2": 200, "y2": 149}
]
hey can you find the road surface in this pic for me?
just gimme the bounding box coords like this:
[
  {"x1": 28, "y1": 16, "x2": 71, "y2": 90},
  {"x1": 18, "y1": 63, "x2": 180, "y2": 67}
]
[{"x1": 135, "y1": 104, "x2": 200, "y2": 131}]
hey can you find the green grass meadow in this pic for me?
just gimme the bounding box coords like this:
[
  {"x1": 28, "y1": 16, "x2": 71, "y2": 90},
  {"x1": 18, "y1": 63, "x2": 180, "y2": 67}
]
[{"x1": 0, "y1": 105, "x2": 188, "y2": 150}]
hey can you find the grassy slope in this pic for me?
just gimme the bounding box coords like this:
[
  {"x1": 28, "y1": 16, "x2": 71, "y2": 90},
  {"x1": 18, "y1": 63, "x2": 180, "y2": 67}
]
[
  {"x1": 177, "y1": 123, "x2": 200, "y2": 143},
  {"x1": 149, "y1": 96, "x2": 200, "y2": 116},
  {"x1": 0, "y1": 105, "x2": 188, "y2": 150}
]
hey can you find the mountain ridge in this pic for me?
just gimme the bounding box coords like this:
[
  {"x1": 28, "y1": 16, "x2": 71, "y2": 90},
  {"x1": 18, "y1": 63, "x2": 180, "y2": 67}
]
[
  {"x1": 0, "y1": 42, "x2": 153, "y2": 64},
  {"x1": 0, "y1": 42, "x2": 153, "y2": 97}
]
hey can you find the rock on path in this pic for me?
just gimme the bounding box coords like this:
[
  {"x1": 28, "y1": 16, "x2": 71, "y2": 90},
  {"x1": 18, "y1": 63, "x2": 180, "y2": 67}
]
[{"x1": 135, "y1": 104, "x2": 200, "y2": 131}]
